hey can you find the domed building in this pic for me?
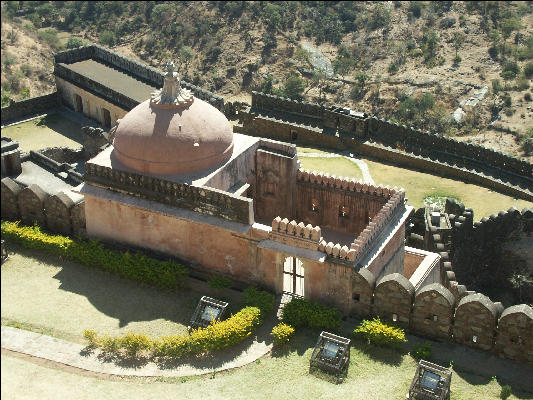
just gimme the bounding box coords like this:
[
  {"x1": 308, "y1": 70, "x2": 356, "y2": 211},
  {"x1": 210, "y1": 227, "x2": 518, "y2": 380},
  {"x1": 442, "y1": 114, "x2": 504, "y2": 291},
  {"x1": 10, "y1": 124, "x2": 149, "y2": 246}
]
[{"x1": 80, "y1": 60, "x2": 414, "y2": 316}]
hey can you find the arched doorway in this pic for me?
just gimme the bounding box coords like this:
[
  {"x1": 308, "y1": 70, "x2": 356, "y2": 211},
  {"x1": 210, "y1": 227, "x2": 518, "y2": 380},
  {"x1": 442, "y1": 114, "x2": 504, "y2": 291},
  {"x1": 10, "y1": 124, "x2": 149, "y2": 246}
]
[
  {"x1": 102, "y1": 108, "x2": 111, "y2": 127},
  {"x1": 283, "y1": 256, "x2": 304, "y2": 297},
  {"x1": 73, "y1": 94, "x2": 83, "y2": 113}
]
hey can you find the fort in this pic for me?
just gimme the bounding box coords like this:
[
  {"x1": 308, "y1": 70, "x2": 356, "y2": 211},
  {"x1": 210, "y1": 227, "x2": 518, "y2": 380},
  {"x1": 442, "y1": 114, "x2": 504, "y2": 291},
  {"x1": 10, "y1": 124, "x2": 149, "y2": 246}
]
[{"x1": 1, "y1": 45, "x2": 532, "y2": 365}]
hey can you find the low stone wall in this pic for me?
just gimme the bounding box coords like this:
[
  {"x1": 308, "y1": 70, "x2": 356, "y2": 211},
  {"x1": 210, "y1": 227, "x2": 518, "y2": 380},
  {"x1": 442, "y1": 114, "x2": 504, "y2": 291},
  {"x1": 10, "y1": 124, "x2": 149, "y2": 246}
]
[
  {"x1": 0, "y1": 177, "x2": 86, "y2": 236},
  {"x1": 1, "y1": 92, "x2": 60, "y2": 124}
]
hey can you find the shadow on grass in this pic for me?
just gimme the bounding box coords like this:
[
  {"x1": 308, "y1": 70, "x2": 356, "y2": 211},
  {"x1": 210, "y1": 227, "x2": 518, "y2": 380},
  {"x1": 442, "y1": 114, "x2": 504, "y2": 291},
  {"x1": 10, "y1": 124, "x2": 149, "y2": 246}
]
[
  {"x1": 36, "y1": 114, "x2": 84, "y2": 145},
  {"x1": 351, "y1": 338, "x2": 406, "y2": 366},
  {"x1": 9, "y1": 244, "x2": 240, "y2": 329}
]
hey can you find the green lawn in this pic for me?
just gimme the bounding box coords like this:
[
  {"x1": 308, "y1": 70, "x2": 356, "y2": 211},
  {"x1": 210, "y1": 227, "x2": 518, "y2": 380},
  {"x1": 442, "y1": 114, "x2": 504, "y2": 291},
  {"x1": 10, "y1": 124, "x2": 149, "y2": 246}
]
[
  {"x1": 298, "y1": 156, "x2": 363, "y2": 180},
  {"x1": 1, "y1": 113, "x2": 83, "y2": 152},
  {"x1": 2, "y1": 246, "x2": 532, "y2": 400}
]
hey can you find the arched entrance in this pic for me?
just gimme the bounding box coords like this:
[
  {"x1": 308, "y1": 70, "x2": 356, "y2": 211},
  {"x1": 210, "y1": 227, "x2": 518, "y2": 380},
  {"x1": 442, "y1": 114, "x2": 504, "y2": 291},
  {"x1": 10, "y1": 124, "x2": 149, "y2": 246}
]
[
  {"x1": 283, "y1": 256, "x2": 304, "y2": 297},
  {"x1": 73, "y1": 94, "x2": 83, "y2": 113},
  {"x1": 102, "y1": 108, "x2": 111, "y2": 127}
]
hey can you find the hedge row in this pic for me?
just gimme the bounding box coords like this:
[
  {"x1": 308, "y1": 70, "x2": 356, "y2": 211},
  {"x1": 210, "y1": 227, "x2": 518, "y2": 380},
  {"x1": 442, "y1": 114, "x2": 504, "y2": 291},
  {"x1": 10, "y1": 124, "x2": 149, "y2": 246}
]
[
  {"x1": 84, "y1": 306, "x2": 263, "y2": 358},
  {"x1": 1, "y1": 221, "x2": 188, "y2": 289},
  {"x1": 281, "y1": 297, "x2": 342, "y2": 331}
]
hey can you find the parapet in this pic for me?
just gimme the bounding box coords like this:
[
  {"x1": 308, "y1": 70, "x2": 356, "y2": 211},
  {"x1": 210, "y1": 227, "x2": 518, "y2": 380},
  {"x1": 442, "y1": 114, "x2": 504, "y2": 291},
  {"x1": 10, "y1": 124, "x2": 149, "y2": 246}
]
[{"x1": 270, "y1": 216, "x2": 321, "y2": 251}]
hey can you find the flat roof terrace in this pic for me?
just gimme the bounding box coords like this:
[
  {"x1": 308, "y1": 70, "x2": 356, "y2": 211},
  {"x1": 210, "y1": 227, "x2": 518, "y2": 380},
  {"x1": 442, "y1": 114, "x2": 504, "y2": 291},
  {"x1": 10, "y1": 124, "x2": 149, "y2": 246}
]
[{"x1": 64, "y1": 59, "x2": 157, "y2": 104}]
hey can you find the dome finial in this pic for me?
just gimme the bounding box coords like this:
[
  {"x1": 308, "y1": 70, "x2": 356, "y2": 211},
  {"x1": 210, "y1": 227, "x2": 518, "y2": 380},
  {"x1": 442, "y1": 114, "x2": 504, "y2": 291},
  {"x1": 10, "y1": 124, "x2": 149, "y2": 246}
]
[{"x1": 151, "y1": 59, "x2": 193, "y2": 108}]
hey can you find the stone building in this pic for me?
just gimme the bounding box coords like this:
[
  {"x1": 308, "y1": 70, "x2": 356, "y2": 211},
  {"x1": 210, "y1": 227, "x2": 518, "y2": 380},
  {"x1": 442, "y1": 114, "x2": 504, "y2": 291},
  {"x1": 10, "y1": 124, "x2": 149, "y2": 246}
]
[{"x1": 77, "y1": 61, "x2": 425, "y2": 315}]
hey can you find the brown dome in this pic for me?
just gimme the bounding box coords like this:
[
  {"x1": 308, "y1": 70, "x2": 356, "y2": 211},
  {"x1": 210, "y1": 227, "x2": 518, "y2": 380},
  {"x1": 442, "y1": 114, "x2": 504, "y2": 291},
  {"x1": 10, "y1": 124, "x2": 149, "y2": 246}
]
[{"x1": 112, "y1": 98, "x2": 233, "y2": 175}]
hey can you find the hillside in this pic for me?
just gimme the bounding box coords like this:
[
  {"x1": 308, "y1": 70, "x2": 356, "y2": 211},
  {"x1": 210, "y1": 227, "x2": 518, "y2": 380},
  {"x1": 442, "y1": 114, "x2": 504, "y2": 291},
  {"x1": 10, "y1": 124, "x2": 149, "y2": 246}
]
[{"x1": 1, "y1": 1, "x2": 532, "y2": 161}]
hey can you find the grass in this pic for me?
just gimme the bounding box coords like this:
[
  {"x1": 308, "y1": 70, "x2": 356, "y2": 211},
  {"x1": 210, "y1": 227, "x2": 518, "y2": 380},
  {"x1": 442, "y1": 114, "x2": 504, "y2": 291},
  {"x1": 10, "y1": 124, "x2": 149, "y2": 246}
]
[
  {"x1": 2, "y1": 330, "x2": 531, "y2": 399},
  {"x1": 1, "y1": 113, "x2": 84, "y2": 152},
  {"x1": 2, "y1": 246, "x2": 532, "y2": 399},
  {"x1": 0, "y1": 245, "x2": 242, "y2": 344},
  {"x1": 298, "y1": 156, "x2": 364, "y2": 180}
]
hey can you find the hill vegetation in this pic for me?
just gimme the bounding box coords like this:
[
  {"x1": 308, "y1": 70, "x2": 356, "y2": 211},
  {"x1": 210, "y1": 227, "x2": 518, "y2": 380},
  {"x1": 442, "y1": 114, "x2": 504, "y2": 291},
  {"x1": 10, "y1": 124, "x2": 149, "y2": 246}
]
[{"x1": 1, "y1": 1, "x2": 532, "y2": 160}]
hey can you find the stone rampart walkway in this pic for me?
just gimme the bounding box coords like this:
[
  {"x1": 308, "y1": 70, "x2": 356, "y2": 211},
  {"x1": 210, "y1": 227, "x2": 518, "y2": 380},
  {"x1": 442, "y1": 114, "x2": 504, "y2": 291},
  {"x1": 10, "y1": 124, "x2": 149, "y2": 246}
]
[
  {"x1": 1, "y1": 322, "x2": 273, "y2": 377},
  {"x1": 298, "y1": 152, "x2": 375, "y2": 185}
]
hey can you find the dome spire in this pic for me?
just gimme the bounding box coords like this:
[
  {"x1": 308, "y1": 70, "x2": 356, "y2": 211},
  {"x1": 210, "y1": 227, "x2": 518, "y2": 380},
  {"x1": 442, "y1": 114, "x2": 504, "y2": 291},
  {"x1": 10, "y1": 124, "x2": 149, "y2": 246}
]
[{"x1": 151, "y1": 60, "x2": 193, "y2": 108}]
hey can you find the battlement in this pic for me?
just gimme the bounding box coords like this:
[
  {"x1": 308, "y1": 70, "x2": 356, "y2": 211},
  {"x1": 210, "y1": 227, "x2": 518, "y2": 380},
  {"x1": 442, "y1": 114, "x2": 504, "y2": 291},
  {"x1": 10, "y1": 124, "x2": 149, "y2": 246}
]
[
  {"x1": 270, "y1": 217, "x2": 321, "y2": 251},
  {"x1": 296, "y1": 169, "x2": 399, "y2": 199},
  {"x1": 349, "y1": 190, "x2": 405, "y2": 264}
]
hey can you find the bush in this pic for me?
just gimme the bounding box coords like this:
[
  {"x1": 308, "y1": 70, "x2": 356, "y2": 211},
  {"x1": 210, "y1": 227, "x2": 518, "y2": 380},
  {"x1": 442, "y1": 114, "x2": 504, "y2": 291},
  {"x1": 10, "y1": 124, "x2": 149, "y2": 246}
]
[
  {"x1": 525, "y1": 62, "x2": 533, "y2": 78},
  {"x1": 83, "y1": 329, "x2": 99, "y2": 347},
  {"x1": 500, "y1": 385, "x2": 512, "y2": 399},
  {"x1": 281, "y1": 298, "x2": 342, "y2": 331},
  {"x1": 243, "y1": 287, "x2": 275, "y2": 319},
  {"x1": 271, "y1": 323, "x2": 295, "y2": 345},
  {"x1": 410, "y1": 341, "x2": 432, "y2": 360},
  {"x1": 38, "y1": 28, "x2": 61, "y2": 50},
  {"x1": 119, "y1": 332, "x2": 151, "y2": 358},
  {"x1": 353, "y1": 317, "x2": 406, "y2": 347},
  {"x1": 1, "y1": 221, "x2": 188, "y2": 290},
  {"x1": 208, "y1": 276, "x2": 233, "y2": 290},
  {"x1": 99, "y1": 30, "x2": 116, "y2": 47},
  {"x1": 66, "y1": 37, "x2": 85, "y2": 49}
]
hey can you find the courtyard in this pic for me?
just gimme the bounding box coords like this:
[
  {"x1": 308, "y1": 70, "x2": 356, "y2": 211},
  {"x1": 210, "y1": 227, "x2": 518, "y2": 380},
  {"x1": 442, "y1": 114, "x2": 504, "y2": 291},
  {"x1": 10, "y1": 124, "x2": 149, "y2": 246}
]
[{"x1": 1, "y1": 245, "x2": 532, "y2": 400}]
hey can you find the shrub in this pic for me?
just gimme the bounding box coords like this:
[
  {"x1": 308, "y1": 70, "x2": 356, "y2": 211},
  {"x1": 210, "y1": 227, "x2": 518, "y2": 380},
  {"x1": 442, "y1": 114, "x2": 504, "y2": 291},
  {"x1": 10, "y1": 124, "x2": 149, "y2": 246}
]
[
  {"x1": 281, "y1": 298, "x2": 342, "y2": 331},
  {"x1": 100, "y1": 335, "x2": 120, "y2": 353},
  {"x1": 1, "y1": 221, "x2": 188, "y2": 290},
  {"x1": 500, "y1": 385, "x2": 512, "y2": 399},
  {"x1": 353, "y1": 317, "x2": 406, "y2": 347},
  {"x1": 66, "y1": 37, "x2": 85, "y2": 49},
  {"x1": 410, "y1": 341, "x2": 432, "y2": 360},
  {"x1": 243, "y1": 287, "x2": 275, "y2": 319},
  {"x1": 83, "y1": 329, "x2": 99, "y2": 347},
  {"x1": 38, "y1": 28, "x2": 61, "y2": 50},
  {"x1": 271, "y1": 323, "x2": 295, "y2": 345},
  {"x1": 525, "y1": 62, "x2": 533, "y2": 78},
  {"x1": 119, "y1": 332, "x2": 151, "y2": 358},
  {"x1": 99, "y1": 30, "x2": 116, "y2": 47},
  {"x1": 208, "y1": 276, "x2": 233, "y2": 290}
]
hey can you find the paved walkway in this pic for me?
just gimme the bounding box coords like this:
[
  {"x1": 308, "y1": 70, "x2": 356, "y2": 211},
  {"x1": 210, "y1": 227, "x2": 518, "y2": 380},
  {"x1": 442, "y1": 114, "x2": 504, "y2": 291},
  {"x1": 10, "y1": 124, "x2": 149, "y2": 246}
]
[
  {"x1": 299, "y1": 152, "x2": 375, "y2": 185},
  {"x1": 1, "y1": 321, "x2": 274, "y2": 377}
]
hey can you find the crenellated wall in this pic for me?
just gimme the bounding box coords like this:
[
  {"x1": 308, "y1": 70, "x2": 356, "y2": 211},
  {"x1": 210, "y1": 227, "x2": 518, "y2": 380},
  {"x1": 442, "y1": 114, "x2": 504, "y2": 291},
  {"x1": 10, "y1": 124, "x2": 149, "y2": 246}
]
[
  {"x1": 294, "y1": 169, "x2": 392, "y2": 237},
  {"x1": 0, "y1": 92, "x2": 60, "y2": 124}
]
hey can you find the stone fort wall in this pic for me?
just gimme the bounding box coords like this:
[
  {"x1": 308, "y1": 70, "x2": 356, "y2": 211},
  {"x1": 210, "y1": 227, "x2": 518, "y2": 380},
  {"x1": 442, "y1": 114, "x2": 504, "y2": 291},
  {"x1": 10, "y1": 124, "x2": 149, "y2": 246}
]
[
  {"x1": 349, "y1": 269, "x2": 533, "y2": 364},
  {"x1": 236, "y1": 92, "x2": 532, "y2": 202},
  {"x1": 1, "y1": 177, "x2": 85, "y2": 236}
]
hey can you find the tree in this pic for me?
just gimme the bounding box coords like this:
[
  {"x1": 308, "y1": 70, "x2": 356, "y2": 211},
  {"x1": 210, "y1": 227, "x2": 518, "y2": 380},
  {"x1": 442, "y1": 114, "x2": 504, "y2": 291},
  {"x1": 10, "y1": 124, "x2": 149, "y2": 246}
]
[
  {"x1": 294, "y1": 48, "x2": 312, "y2": 68},
  {"x1": 179, "y1": 46, "x2": 195, "y2": 75},
  {"x1": 452, "y1": 32, "x2": 465, "y2": 63},
  {"x1": 283, "y1": 74, "x2": 306, "y2": 100},
  {"x1": 99, "y1": 30, "x2": 116, "y2": 47},
  {"x1": 500, "y1": 18, "x2": 523, "y2": 57},
  {"x1": 333, "y1": 55, "x2": 354, "y2": 83}
]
